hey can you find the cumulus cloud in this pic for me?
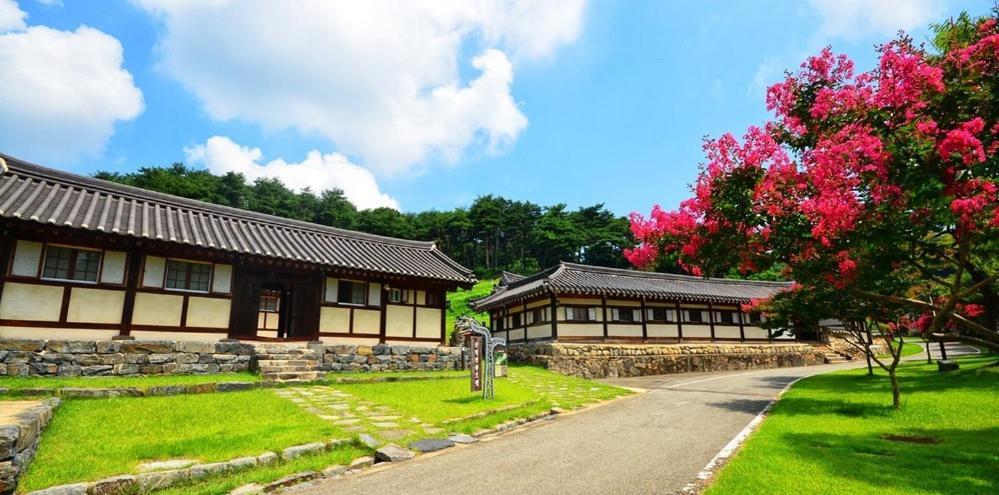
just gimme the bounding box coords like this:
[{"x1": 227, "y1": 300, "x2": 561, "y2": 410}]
[
  {"x1": 0, "y1": 1, "x2": 143, "y2": 162},
  {"x1": 808, "y1": 0, "x2": 943, "y2": 40},
  {"x1": 0, "y1": 0, "x2": 25, "y2": 33},
  {"x1": 185, "y1": 136, "x2": 399, "y2": 211},
  {"x1": 135, "y1": 1, "x2": 586, "y2": 175}
]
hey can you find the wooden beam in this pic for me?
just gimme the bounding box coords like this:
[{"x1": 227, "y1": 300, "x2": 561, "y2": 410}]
[
  {"x1": 737, "y1": 307, "x2": 746, "y2": 342},
  {"x1": 120, "y1": 248, "x2": 144, "y2": 336},
  {"x1": 549, "y1": 294, "x2": 559, "y2": 342},
  {"x1": 522, "y1": 300, "x2": 529, "y2": 343},
  {"x1": 675, "y1": 300, "x2": 684, "y2": 343},
  {"x1": 438, "y1": 290, "x2": 445, "y2": 346},
  {"x1": 707, "y1": 301, "x2": 716, "y2": 341},
  {"x1": 0, "y1": 232, "x2": 13, "y2": 305},
  {"x1": 640, "y1": 297, "x2": 648, "y2": 341},
  {"x1": 601, "y1": 295, "x2": 609, "y2": 341}
]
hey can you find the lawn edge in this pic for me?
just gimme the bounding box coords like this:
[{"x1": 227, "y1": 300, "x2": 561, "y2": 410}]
[{"x1": 680, "y1": 373, "x2": 809, "y2": 494}]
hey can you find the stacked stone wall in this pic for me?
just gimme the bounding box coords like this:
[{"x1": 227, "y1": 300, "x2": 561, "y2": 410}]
[
  {"x1": 309, "y1": 344, "x2": 461, "y2": 372},
  {"x1": 0, "y1": 399, "x2": 59, "y2": 495},
  {"x1": 508, "y1": 342, "x2": 823, "y2": 378},
  {"x1": 0, "y1": 340, "x2": 254, "y2": 377}
]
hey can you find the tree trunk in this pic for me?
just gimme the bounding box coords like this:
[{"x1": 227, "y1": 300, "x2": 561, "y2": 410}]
[{"x1": 889, "y1": 368, "x2": 901, "y2": 410}]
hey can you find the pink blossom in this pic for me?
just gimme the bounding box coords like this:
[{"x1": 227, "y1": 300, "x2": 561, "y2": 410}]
[{"x1": 938, "y1": 117, "x2": 987, "y2": 165}]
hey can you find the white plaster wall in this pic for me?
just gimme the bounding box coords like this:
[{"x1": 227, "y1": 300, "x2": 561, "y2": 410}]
[
  {"x1": 744, "y1": 326, "x2": 770, "y2": 339},
  {"x1": 683, "y1": 324, "x2": 712, "y2": 338},
  {"x1": 607, "y1": 324, "x2": 643, "y2": 338},
  {"x1": 353, "y1": 309, "x2": 381, "y2": 335},
  {"x1": 131, "y1": 330, "x2": 223, "y2": 342},
  {"x1": 0, "y1": 283, "x2": 63, "y2": 321},
  {"x1": 415, "y1": 307, "x2": 440, "y2": 339},
  {"x1": 186, "y1": 297, "x2": 231, "y2": 328},
  {"x1": 66, "y1": 288, "x2": 125, "y2": 324},
  {"x1": 132, "y1": 292, "x2": 184, "y2": 326},
  {"x1": 647, "y1": 324, "x2": 680, "y2": 338},
  {"x1": 320, "y1": 307, "x2": 350, "y2": 333},
  {"x1": 386, "y1": 305, "x2": 413, "y2": 338},
  {"x1": 715, "y1": 326, "x2": 742, "y2": 339},
  {"x1": 559, "y1": 324, "x2": 604, "y2": 337}
]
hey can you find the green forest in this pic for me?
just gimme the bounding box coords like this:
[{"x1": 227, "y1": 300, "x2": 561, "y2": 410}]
[{"x1": 95, "y1": 164, "x2": 635, "y2": 277}]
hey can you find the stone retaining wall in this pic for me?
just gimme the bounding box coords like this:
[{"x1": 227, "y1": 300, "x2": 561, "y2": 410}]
[
  {"x1": 308, "y1": 344, "x2": 462, "y2": 372},
  {"x1": 508, "y1": 342, "x2": 823, "y2": 378},
  {"x1": 0, "y1": 340, "x2": 254, "y2": 377},
  {"x1": 1, "y1": 398, "x2": 59, "y2": 495}
]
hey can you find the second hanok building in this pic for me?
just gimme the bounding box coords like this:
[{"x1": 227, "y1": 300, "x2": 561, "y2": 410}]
[{"x1": 472, "y1": 263, "x2": 794, "y2": 344}]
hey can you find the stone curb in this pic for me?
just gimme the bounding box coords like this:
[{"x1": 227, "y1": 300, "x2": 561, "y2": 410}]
[
  {"x1": 24, "y1": 438, "x2": 352, "y2": 495},
  {"x1": 4, "y1": 381, "x2": 263, "y2": 399},
  {"x1": 1, "y1": 398, "x2": 60, "y2": 495},
  {"x1": 439, "y1": 400, "x2": 543, "y2": 425}
]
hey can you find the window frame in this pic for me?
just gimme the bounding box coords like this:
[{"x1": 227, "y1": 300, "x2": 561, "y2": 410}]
[
  {"x1": 647, "y1": 307, "x2": 674, "y2": 323},
  {"x1": 611, "y1": 307, "x2": 639, "y2": 323},
  {"x1": 163, "y1": 258, "x2": 213, "y2": 293},
  {"x1": 564, "y1": 306, "x2": 595, "y2": 322},
  {"x1": 337, "y1": 279, "x2": 368, "y2": 306},
  {"x1": 388, "y1": 287, "x2": 409, "y2": 304},
  {"x1": 40, "y1": 244, "x2": 103, "y2": 284},
  {"x1": 425, "y1": 290, "x2": 441, "y2": 307},
  {"x1": 684, "y1": 309, "x2": 705, "y2": 323},
  {"x1": 716, "y1": 310, "x2": 738, "y2": 325}
]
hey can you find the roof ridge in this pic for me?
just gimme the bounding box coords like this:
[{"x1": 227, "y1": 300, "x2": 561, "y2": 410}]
[
  {"x1": 1, "y1": 153, "x2": 436, "y2": 250},
  {"x1": 556, "y1": 262, "x2": 792, "y2": 286}
]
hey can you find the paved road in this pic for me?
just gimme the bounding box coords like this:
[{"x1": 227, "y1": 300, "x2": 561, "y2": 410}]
[{"x1": 291, "y1": 343, "x2": 979, "y2": 495}]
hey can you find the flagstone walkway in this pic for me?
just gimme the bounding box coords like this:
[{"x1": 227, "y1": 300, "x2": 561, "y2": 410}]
[{"x1": 274, "y1": 386, "x2": 445, "y2": 444}]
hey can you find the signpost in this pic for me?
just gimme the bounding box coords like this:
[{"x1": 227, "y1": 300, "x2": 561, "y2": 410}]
[
  {"x1": 469, "y1": 335, "x2": 483, "y2": 392},
  {"x1": 456, "y1": 316, "x2": 505, "y2": 400}
]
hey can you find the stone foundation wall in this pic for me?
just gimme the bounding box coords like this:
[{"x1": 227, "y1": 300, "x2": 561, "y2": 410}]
[
  {"x1": 0, "y1": 339, "x2": 254, "y2": 377},
  {"x1": 308, "y1": 344, "x2": 462, "y2": 372},
  {"x1": 508, "y1": 342, "x2": 823, "y2": 379},
  {"x1": 0, "y1": 398, "x2": 59, "y2": 495}
]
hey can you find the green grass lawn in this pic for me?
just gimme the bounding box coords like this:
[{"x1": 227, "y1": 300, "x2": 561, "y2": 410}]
[
  {"x1": 445, "y1": 278, "x2": 495, "y2": 342},
  {"x1": 705, "y1": 355, "x2": 999, "y2": 495},
  {"x1": 0, "y1": 372, "x2": 259, "y2": 393},
  {"x1": 17, "y1": 390, "x2": 341, "y2": 492},
  {"x1": 19, "y1": 364, "x2": 628, "y2": 494}
]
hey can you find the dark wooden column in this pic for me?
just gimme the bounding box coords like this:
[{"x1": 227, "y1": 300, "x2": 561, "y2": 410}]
[
  {"x1": 549, "y1": 294, "x2": 558, "y2": 342},
  {"x1": 707, "y1": 301, "x2": 716, "y2": 341},
  {"x1": 379, "y1": 283, "x2": 388, "y2": 344},
  {"x1": 601, "y1": 295, "x2": 609, "y2": 341},
  {"x1": 119, "y1": 247, "x2": 144, "y2": 337},
  {"x1": 522, "y1": 300, "x2": 528, "y2": 343},
  {"x1": 438, "y1": 289, "x2": 445, "y2": 346},
  {"x1": 675, "y1": 300, "x2": 684, "y2": 343},
  {"x1": 0, "y1": 231, "x2": 13, "y2": 305},
  {"x1": 737, "y1": 307, "x2": 746, "y2": 342},
  {"x1": 640, "y1": 297, "x2": 648, "y2": 341}
]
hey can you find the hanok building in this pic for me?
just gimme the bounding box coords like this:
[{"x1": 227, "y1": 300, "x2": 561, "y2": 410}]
[
  {"x1": 472, "y1": 263, "x2": 794, "y2": 344},
  {"x1": 0, "y1": 154, "x2": 476, "y2": 344}
]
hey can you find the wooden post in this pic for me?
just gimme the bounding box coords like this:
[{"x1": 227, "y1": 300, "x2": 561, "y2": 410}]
[
  {"x1": 550, "y1": 294, "x2": 558, "y2": 342},
  {"x1": 119, "y1": 248, "x2": 143, "y2": 337},
  {"x1": 522, "y1": 300, "x2": 529, "y2": 343},
  {"x1": 438, "y1": 289, "x2": 446, "y2": 346},
  {"x1": 707, "y1": 301, "x2": 716, "y2": 341},
  {"x1": 0, "y1": 232, "x2": 13, "y2": 305},
  {"x1": 675, "y1": 300, "x2": 683, "y2": 343},
  {"x1": 738, "y1": 307, "x2": 746, "y2": 342},
  {"x1": 640, "y1": 296, "x2": 648, "y2": 341},
  {"x1": 601, "y1": 295, "x2": 609, "y2": 341}
]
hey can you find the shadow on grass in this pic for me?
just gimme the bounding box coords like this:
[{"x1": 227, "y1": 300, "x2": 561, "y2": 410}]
[{"x1": 779, "y1": 428, "x2": 999, "y2": 494}]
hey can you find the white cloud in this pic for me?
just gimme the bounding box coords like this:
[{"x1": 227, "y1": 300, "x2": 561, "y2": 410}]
[
  {"x1": 0, "y1": 4, "x2": 143, "y2": 163},
  {"x1": 135, "y1": 1, "x2": 586, "y2": 176},
  {"x1": 808, "y1": 0, "x2": 943, "y2": 40},
  {"x1": 185, "y1": 136, "x2": 399, "y2": 211},
  {"x1": 0, "y1": 0, "x2": 25, "y2": 32}
]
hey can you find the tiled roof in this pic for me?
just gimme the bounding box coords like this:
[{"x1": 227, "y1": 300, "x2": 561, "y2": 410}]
[
  {"x1": 471, "y1": 262, "x2": 792, "y2": 310},
  {"x1": 0, "y1": 154, "x2": 476, "y2": 285},
  {"x1": 498, "y1": 271, "x2": 526, "y2": 286}
]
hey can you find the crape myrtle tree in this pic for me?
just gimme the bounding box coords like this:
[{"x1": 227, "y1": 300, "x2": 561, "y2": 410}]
[{"x1": 625, "y1": 13, "x2": 998, "y2": 406}]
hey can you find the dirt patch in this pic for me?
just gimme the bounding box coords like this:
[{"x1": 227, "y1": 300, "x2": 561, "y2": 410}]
[{"x1": 882, "y1": 434, "x2": 940, "y2": 444}]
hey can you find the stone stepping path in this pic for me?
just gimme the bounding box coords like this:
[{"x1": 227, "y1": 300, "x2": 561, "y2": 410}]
[
  {"x1": 507, "y1": 375, "x2": 599, "y2": 407},
  {"x1": 275, "y1": 387, "x2": 440, "y2": 444}
]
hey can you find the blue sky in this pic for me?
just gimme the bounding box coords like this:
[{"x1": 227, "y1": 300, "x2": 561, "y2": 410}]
[{"x1": 0, "y1": 0, "x2": 987, "y2": 215}]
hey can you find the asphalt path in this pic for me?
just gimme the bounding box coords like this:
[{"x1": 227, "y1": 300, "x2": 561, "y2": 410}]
[{"x1": 290, "y1": 343, "x2": 979, "y2": 495}]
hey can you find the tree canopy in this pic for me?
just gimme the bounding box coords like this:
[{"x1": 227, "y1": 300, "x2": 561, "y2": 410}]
[
  {"x1": 625, "y1": 12, "x2": 999, "y2": 352},
  {"x1": 95, "y1": 165, "x2": 634, "y2": 277}
]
